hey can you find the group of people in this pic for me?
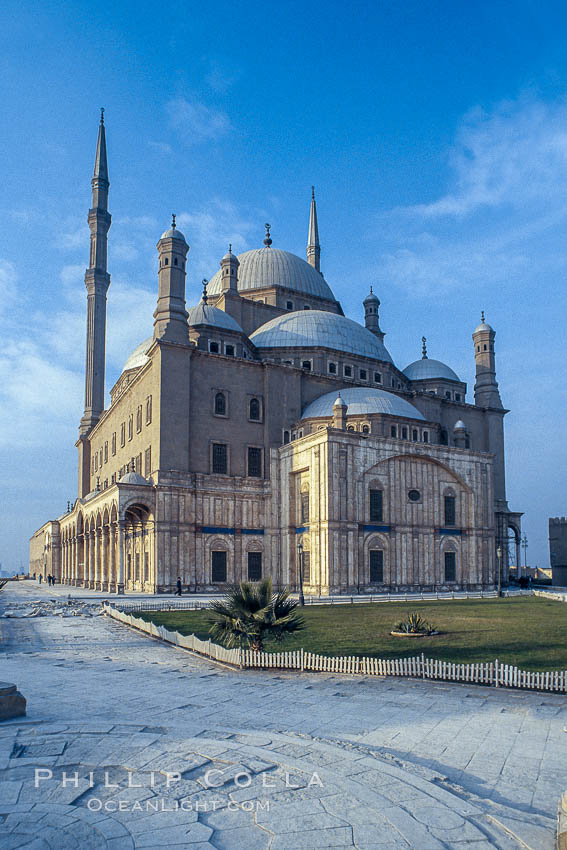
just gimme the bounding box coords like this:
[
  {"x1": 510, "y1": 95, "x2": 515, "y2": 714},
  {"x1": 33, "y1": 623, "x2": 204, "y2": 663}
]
[{"x1": 34, "y1": 573, "x2": 57, "y2": 586}]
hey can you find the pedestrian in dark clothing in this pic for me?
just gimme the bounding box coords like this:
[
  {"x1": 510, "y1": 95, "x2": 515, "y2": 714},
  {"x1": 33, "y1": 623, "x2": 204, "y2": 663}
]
[{"x1": 176, "y1": 577, "x2": 182, "y2": 596}]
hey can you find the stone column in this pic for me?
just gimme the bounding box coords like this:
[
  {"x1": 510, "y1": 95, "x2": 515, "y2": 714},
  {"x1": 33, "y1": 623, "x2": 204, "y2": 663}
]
[
  {"x1": 89, "y1": 531, "x2": 95, "y2": 588},
  {"x1": 94, "y1": 528, "x2": 101, "y2": 590},
  {"x1": 117, "y1": 522, "x2": 125, "y2": 594},
  {"x1": 101, "y1": 526, "x2": 109, "y2": 592},
  {"x1": 72, "y1": 538, "x2": 76, "y2": 585},
  {"x1": 109, "y1": 523, "x2": 116, "y2": 592},
  {"x1": 84, "y1": 532, "x2": 90, "y2": 587}
]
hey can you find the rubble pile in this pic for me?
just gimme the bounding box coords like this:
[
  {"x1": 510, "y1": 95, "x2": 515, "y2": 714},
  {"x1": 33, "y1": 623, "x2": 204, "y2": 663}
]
[{"x1": 0, "y1": 599, "x2": 104, "y2": 619}]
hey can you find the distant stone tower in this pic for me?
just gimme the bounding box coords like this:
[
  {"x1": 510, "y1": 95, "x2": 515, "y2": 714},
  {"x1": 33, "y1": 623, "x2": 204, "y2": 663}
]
[
  {"x1": 153, "y1": 216, "x2": 190, "y2": 344},
  {"x1": 363, "y1": 287, "x2": 385, "y2": 341},
  {"x1": 472, "y1": 313, "x2": 502, "y2": 409},
  {"x1": 306, "y1": 186, "x2": 321, "y2": 272},
  {"x1": 79, "y1": 109, "x2": 111, "y2": 437},
  {"x1": 549, "y1": 518, "x2": 567, "y2": 586}
]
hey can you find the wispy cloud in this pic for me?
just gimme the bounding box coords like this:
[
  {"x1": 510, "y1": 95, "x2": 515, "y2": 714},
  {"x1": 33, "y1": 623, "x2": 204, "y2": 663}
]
[
  {"x1": 148, "y1": 140, "x2": 172, "y2": 154},
  {"x1": 205, "y1": 60, "x2": 241, "y2": 94},
  {"x1": 378, "y1": 95, "x2": 567, "y2": 296},
  {"x1": 165, "y1": 97, "x2": 232, "y2": 142}
]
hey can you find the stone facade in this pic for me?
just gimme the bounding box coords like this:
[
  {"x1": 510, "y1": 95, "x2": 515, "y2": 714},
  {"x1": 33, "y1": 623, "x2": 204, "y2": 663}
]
[
  {"x1": 550, "y1": 517, "x2": 567, "y2": 586},
  {"x1": 30, "y1": 116, "x2": 522, "y2": 593}
]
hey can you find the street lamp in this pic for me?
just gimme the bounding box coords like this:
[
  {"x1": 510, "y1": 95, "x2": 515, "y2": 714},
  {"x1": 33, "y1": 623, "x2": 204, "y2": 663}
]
[
  {"x1": 522, "y1": 534, "x2": 528, "y2": 577},
  {"x1": 496, "y1": 546, "x2": 502, "y2": 597},
  {"x1": 297, "y1": 541, "x2": 305, "y2": 607}
]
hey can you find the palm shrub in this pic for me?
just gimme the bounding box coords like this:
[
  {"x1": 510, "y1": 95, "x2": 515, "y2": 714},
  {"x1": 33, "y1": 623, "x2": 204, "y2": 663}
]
[
  {"x1": 394, "y1": 611, "x2": 436, "y2": 635},
  {"x1": 208, "y1": 578, "x2": 305, "y2": 652}
]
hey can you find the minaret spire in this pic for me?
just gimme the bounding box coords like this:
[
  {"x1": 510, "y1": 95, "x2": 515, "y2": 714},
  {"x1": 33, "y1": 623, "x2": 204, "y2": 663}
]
[
  {"x1": 79, "y1": 109, "x2": 111, "y2": 440},
  {"x1": 307, "y1": 186, "x2": 321, "y2": 272}
]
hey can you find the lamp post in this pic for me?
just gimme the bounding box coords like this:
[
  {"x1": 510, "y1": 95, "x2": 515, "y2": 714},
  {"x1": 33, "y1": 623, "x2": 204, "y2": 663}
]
[
  {"x1": 521, "y1": 534, "x2": 528, "y2": 577},
  {"x1": 496, "y1": 546, "x2": 502, "y2": 597},
  {"x1": 297, "y1": 541, "x2": 305, "y2": 607}
]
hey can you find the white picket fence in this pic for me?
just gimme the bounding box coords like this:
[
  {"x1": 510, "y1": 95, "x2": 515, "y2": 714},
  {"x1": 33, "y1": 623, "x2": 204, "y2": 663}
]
[{"x1": 103, "y1": 605, "x2": 567, "y2": 693}]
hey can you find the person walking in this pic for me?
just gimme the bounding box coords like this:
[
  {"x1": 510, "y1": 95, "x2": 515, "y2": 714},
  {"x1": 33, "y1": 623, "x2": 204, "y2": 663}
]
[{"x1": 176, "y1": 577, "x2": 182, "y2": 596}]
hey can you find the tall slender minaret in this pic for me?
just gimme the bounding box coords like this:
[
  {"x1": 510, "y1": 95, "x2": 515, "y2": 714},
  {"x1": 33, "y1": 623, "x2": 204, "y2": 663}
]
[
  {"x1": 153, "y1": 215, "x2": 190, "y2": 343},
  {"x1": 306, "y1": 186, "x2": 321, "y2": 272},
  {"x1": 472, "y1": 313, "x2": 502, "y2": 409},
  {"x1": 79, "y1": 109, "x2": 111, "y2": 436}
]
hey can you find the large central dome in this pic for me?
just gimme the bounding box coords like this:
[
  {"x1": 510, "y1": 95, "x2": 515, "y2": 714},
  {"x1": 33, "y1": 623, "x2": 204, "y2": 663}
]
[
  {"x1": 250, "y1": 310, "x2": 394, "y2": 363},
  {"x1": 206, "y1": 247, "x2": 336, "y2": 301}
]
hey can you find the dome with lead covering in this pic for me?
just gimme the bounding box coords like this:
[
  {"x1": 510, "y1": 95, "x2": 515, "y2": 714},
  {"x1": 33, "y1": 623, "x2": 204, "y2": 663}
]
[
  {"x1": 250, "y1": 310, "x2": 394, "y2": 363},
  {"x1": 206, "y1": 247, "x2": 336, "y2": 301},
  {"x1": 122, "y1": 338, "x2": 152, "y2": 372},
  {"x1": 159, "y1": 227, "x2": 187, "y2": 243},
  {"x1": 187, "y1": 303, "x2": 243, "y2": 332},
  {"x1": 120, "y1": 472, "x2": 149, "y2": 485},
  {"x1": 301, "y1": 387, "x2": 424, "y2": 420},
  {"x1": 403, "y1": 358, "x2": 460, "y2": 382}
]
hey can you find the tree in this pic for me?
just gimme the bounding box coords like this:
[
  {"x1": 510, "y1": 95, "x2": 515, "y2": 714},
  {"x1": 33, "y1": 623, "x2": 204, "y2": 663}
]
[{"x1": 208, "y1": 578, "x2": 305, "y2": 652}]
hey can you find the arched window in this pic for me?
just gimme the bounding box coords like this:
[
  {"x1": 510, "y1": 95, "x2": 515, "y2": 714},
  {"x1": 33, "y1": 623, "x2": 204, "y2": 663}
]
[
  {"x1": 369, "y1": 489, "x2": 383, "y2": 522},
  {"x1": 362, "y1": 425, "x2": 370, "y2": 434},
  {"x1": 249, "y1": 398, "x2": 260, "y2": 420},
  {"x1": 214, "y1": 392, "x2": 226, "y2": 416},
  {"x1": 444, "y1": 494, "x2": 456, "y2": 527}
]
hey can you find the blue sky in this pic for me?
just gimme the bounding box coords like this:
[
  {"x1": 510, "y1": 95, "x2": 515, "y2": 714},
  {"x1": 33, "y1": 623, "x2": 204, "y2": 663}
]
[{"x1": 1, "y1": 0, "x2": 567, "y2": 571}]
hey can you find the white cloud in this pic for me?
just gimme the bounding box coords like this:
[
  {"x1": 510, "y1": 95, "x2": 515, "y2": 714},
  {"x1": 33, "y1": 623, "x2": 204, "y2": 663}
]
[
  {"x1": 148, "y1": 140, "x2": 172, "y2": 154},
  {"x1": 0, "y1": 259, "x2": 18, "y2": 314},
  {"x1": 378, "y1": 96, "x2": 567, "y2": 296},
  {"x1": 205, "y1": 60, "x2": 241, "y2": 93},
  {"x1": 165, "y1": 97, "x2": 232, "y2": 142}
]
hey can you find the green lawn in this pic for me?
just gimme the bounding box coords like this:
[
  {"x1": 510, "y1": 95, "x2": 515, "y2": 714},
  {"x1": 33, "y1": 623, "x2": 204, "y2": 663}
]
[{"x1": 138, "y1": 597, "x2": 567, "y2": 672}]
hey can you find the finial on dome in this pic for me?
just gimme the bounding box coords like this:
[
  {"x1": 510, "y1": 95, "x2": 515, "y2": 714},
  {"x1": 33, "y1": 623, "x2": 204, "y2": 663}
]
[
  {"x1": 202, "y1": 279, "x2": 208, "y2": 305},
  {"x1": 100, "y1": 107, "x2": 105, "y2": 125},
  {"x1": 264, "y1": 223, "x2": 272, "y2": 247},
  {"x1": 171, "y1": 213, "x2": 176, "y2": 230},
  {"x1": 481, "y1": 310, "x2": 485, "y2": 323},
  {"x1": 229, "y1": 243, "x2": 232, "y2": 253},
  {"x1": 311, "y1": 185, "x2": 315, "y2": 199},
  {"x1": 422, "y1": 336, "x2": 427, "y2": 359}
]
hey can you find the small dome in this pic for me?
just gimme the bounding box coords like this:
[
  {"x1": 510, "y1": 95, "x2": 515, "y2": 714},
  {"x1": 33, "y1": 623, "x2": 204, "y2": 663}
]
[
  {"x1": 453, "y1": 420, "x2": 466, "y2": 430},
  {"x1": 333, "y1": 393, "x2": 347, "y2": 409},
  {"x1": 221, "y1": 249, "x2": 239, "y2": 262},
  {"x1": 474, "y1": 321, "x2": 494, "y2": 334},
  {"x1": 159, "y1": 227, "x2": 187, "y2": 244},
  {"x1": 122, "y1": 337, "x2": 152, "y2": 373},
  {"x1": 206, "y1": 247, "x2": 336, "y2": 301},
  {"x1": 403, "y1": 358, "x2": 460, "y2": 382},
  {"x1": 250, "y1": 310, "x2": 394, "y2": 363},
  {"x1": 301, "y1": 387, "x2": 424, "y2": 421},
  {"x1": 120, "y1": 471, "x2": 149, "y2": 485},
  {"x1": 363, "y1": 288, "x2": 380, "y2": 305},
  {"x1": 187, "y1": 303, "x2": 243, "y2": 332}
]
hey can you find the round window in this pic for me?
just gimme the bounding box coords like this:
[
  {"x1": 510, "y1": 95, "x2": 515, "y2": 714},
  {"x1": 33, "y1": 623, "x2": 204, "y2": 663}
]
[{"x1": 408, "y1": 490, "x2": 421, "y2": 502}]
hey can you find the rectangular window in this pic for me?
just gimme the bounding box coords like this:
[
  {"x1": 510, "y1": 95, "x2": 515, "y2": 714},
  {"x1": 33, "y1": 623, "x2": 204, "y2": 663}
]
[
  {"x1": 137, "y1": 452, "x2": 142, "y2": 475},
  {"x1": 412, "y1": 429, "x2": 418, "y2": 442},
  {"x1": 120, "y1": 423, "x2": 125, "y2": 447},
  {"x1": 136, "y1": 405, "x2": 142, "y2": 433},
  {"x1": 374, "y1": 372, "x2": 382, "y2": 383},
  {"x1": 146, "y1": 395, "x2": 152, "y2": 425},
  {"x1": 248, "y1": 447, "x2": 262, "y2": 477},
  {"x1": 212, "y1": 443, "x2": 228, "y2": 474},
  {"x1": 369, "y1": 550, "x2": 384, "y2": 583},
  {"x1": 94, "y1": 454, "x2": 98, "y2": 472},
  {"x1": 444, "y1": 552, "x2": 456, "y2": 582},
  {"x1": 212, "y1": 550, "x2": 227, "y2": 582},
  {"x1": 209, "y1": 341, "x2": 220, "y2": 353},
  {"x1": 401, "y1": 427, "x2": 408, "y2": 439},
  {"x1": 225, "y1": 344, "x2": 234, "y2": 356},
  {"x1": 301, "y1": 360, "x2": 312, "y2": 370},
  {"x1": 128, "y1": 414, "x2": 133, "y2": 441},
  {"x1": 328, "y1": 361, "x2": 337, "y2": 374},
  {"x1": 111, "y1": 473, "x2": 116, "y2": 484},
  {"x1": 286, "y1": 300, "x2": 293, "y2": 310},
  {"x1": 99, "y1": 448, "x2": 103, "y2": 467},
  {"x1": 360, "y1": 369, "x2": 367, "y2": 380},
  {"x1": 112, "y1": 432, "x2": 117, "y2": 455},
  {"x1": 344, "y1": 365, "x2": 352, "y2": 377},
  {"x1": 302, "y1": 551, "x2": 311, "y2": 583},
  {"x1": 444, "y1": 495, "x2": 456, "y2": 527},
  {"x1": 423, "y1": 431, "x2": 429, "y2": 443},
  {"x1": 369, "y1": 489, "x2": 383, "y2": 522},
  {"x1": 247, "y1": 552, "x2": 262, "y2": 581},
  {"x1": 301, "y1": 491, "x2": 309, "y2": 524},
  {"x1": 390, "y1": 425, "x2": 397, "y2": 438},
  {"x1": 144, "y1": 447, "x2": 151, "y2": 477},
  {"x1": 104, "y1": 441, "x2": 108, "y2": 463}
]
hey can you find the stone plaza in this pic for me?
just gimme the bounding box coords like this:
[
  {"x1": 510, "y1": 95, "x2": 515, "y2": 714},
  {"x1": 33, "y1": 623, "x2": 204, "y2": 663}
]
[{"x1": 0, "y1": 580, "x2": 565, "y2": 849}]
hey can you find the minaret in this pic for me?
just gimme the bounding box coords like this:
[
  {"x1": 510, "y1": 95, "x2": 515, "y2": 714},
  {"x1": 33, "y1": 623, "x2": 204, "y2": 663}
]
[
  {"x1": 220, "y1": 244, "x2": 239, "y2": 293},
  {"x1": 472, "y1": 313, "x2": 502, "y2": 409},
  {"x1": 153, "y1": 215, "x2": 190, "y2": 344},
  {"x1": 306, "y1": 186, "x2": 321, "y2": 272},
  {"x1": 79, "y1": 108, "x2": 111, "y2": 437},
  {"x1": 332, "y1": 393, "x2": 347, "y2": 430},
  {"x1": 363, "y1": 287, "x2": 385, "y2": 341}
]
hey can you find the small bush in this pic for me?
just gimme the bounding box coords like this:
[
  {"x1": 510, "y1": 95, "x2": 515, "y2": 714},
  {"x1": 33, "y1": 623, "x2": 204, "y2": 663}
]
[{"x1": 394, "y1": 611, "x2": 436, "y2": 635}]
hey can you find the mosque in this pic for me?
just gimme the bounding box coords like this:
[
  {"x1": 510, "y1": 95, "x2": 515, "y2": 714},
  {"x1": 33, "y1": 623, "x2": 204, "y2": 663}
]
[{"x1": 29, "y1": 114, "x2": 522, "y2": 594}]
